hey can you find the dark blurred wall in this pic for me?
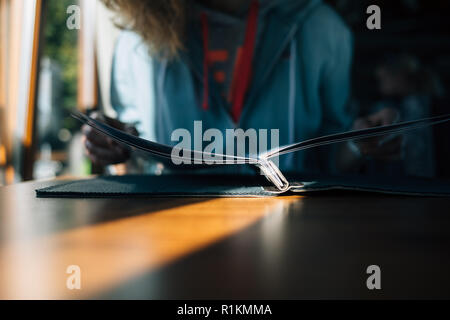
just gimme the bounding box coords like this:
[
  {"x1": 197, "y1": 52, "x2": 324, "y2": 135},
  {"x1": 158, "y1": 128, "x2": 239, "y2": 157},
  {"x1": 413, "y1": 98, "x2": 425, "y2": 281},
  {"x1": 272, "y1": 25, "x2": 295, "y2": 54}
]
[
  {"x1": 326, "y1": 0, "x2": 450, "y2": 108},
  {"x1": 326, "y1": 0, "x2": 450, "y2": 177}
]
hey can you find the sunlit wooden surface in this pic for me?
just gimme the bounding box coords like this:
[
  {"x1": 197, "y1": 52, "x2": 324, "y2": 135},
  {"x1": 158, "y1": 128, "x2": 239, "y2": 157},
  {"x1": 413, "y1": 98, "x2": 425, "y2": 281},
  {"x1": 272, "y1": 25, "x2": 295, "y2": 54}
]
[
  {"x1": 0, "y1": 178, "x2": 299, "y2": 299},
  {"x1": 1, "y1": 178, "x2": 450, "y2": 299}
]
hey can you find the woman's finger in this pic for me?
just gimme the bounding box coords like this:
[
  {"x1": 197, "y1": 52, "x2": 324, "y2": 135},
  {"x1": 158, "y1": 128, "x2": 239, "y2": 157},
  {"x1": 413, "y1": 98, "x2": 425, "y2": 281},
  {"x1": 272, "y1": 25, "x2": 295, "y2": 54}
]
[
  {"x1": 85, "y1": 139, "x2": 130, "y2": 165},
  {"x1": 82, "y1": 124, "x2": 114, "y2": 148}
]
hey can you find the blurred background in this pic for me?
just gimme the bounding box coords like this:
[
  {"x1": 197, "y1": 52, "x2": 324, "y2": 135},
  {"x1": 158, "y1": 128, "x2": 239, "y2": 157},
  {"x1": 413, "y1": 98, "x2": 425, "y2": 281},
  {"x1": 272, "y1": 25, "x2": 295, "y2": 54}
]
[{"x1": 0, "y1": 0, "x2": 449, "y2": 185}]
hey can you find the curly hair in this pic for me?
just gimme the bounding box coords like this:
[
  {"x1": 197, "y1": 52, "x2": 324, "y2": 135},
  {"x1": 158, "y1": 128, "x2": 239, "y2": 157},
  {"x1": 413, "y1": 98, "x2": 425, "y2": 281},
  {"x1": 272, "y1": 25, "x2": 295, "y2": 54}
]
[{"x1": 101, "y1": 0, "x2": 187, "y2": 58}]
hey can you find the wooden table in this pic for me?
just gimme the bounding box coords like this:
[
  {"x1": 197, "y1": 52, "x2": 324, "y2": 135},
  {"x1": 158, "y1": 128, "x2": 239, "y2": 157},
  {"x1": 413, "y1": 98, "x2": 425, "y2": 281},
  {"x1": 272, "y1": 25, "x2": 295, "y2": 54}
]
[{"x1": 1, "y1": 178, "x2": 450, "y2": 299}]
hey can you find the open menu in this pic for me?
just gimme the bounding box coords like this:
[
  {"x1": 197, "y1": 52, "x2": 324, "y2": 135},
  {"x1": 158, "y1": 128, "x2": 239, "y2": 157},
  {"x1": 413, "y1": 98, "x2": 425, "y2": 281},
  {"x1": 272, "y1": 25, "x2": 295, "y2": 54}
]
[{"x1": 70, "y1": 112, "x2": 450, "y2": 194}]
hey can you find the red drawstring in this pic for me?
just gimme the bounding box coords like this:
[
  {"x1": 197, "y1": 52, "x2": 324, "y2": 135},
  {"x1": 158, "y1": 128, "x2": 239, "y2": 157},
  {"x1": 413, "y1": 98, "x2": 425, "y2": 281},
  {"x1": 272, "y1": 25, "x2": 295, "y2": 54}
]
[
  {"x1": 201, "y1": 12, "x2": 209, "y2": 111},
  {"x1": 201, "y1": 1, "x2": 259, "y2": 121},
  {"x1": 231, "y1": 0, "x2": 259, "y2": 123}
]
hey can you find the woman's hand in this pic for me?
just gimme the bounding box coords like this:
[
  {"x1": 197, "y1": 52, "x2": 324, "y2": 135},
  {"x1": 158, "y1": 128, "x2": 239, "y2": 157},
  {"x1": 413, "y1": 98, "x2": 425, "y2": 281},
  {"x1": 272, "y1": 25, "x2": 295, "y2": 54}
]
[
  {"x1": 352, "y1": 107, "x2": 403, "y2": 161},
  {"x1": 82, "y1": 112, "x2": 138, "y2": 166}
]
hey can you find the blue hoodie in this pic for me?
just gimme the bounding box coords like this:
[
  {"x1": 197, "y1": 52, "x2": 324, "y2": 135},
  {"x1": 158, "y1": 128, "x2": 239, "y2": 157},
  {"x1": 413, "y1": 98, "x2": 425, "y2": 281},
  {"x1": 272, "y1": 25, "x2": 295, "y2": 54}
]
[{"x1": 110, "y1": 0, "x2": 354, "y2": 174}]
